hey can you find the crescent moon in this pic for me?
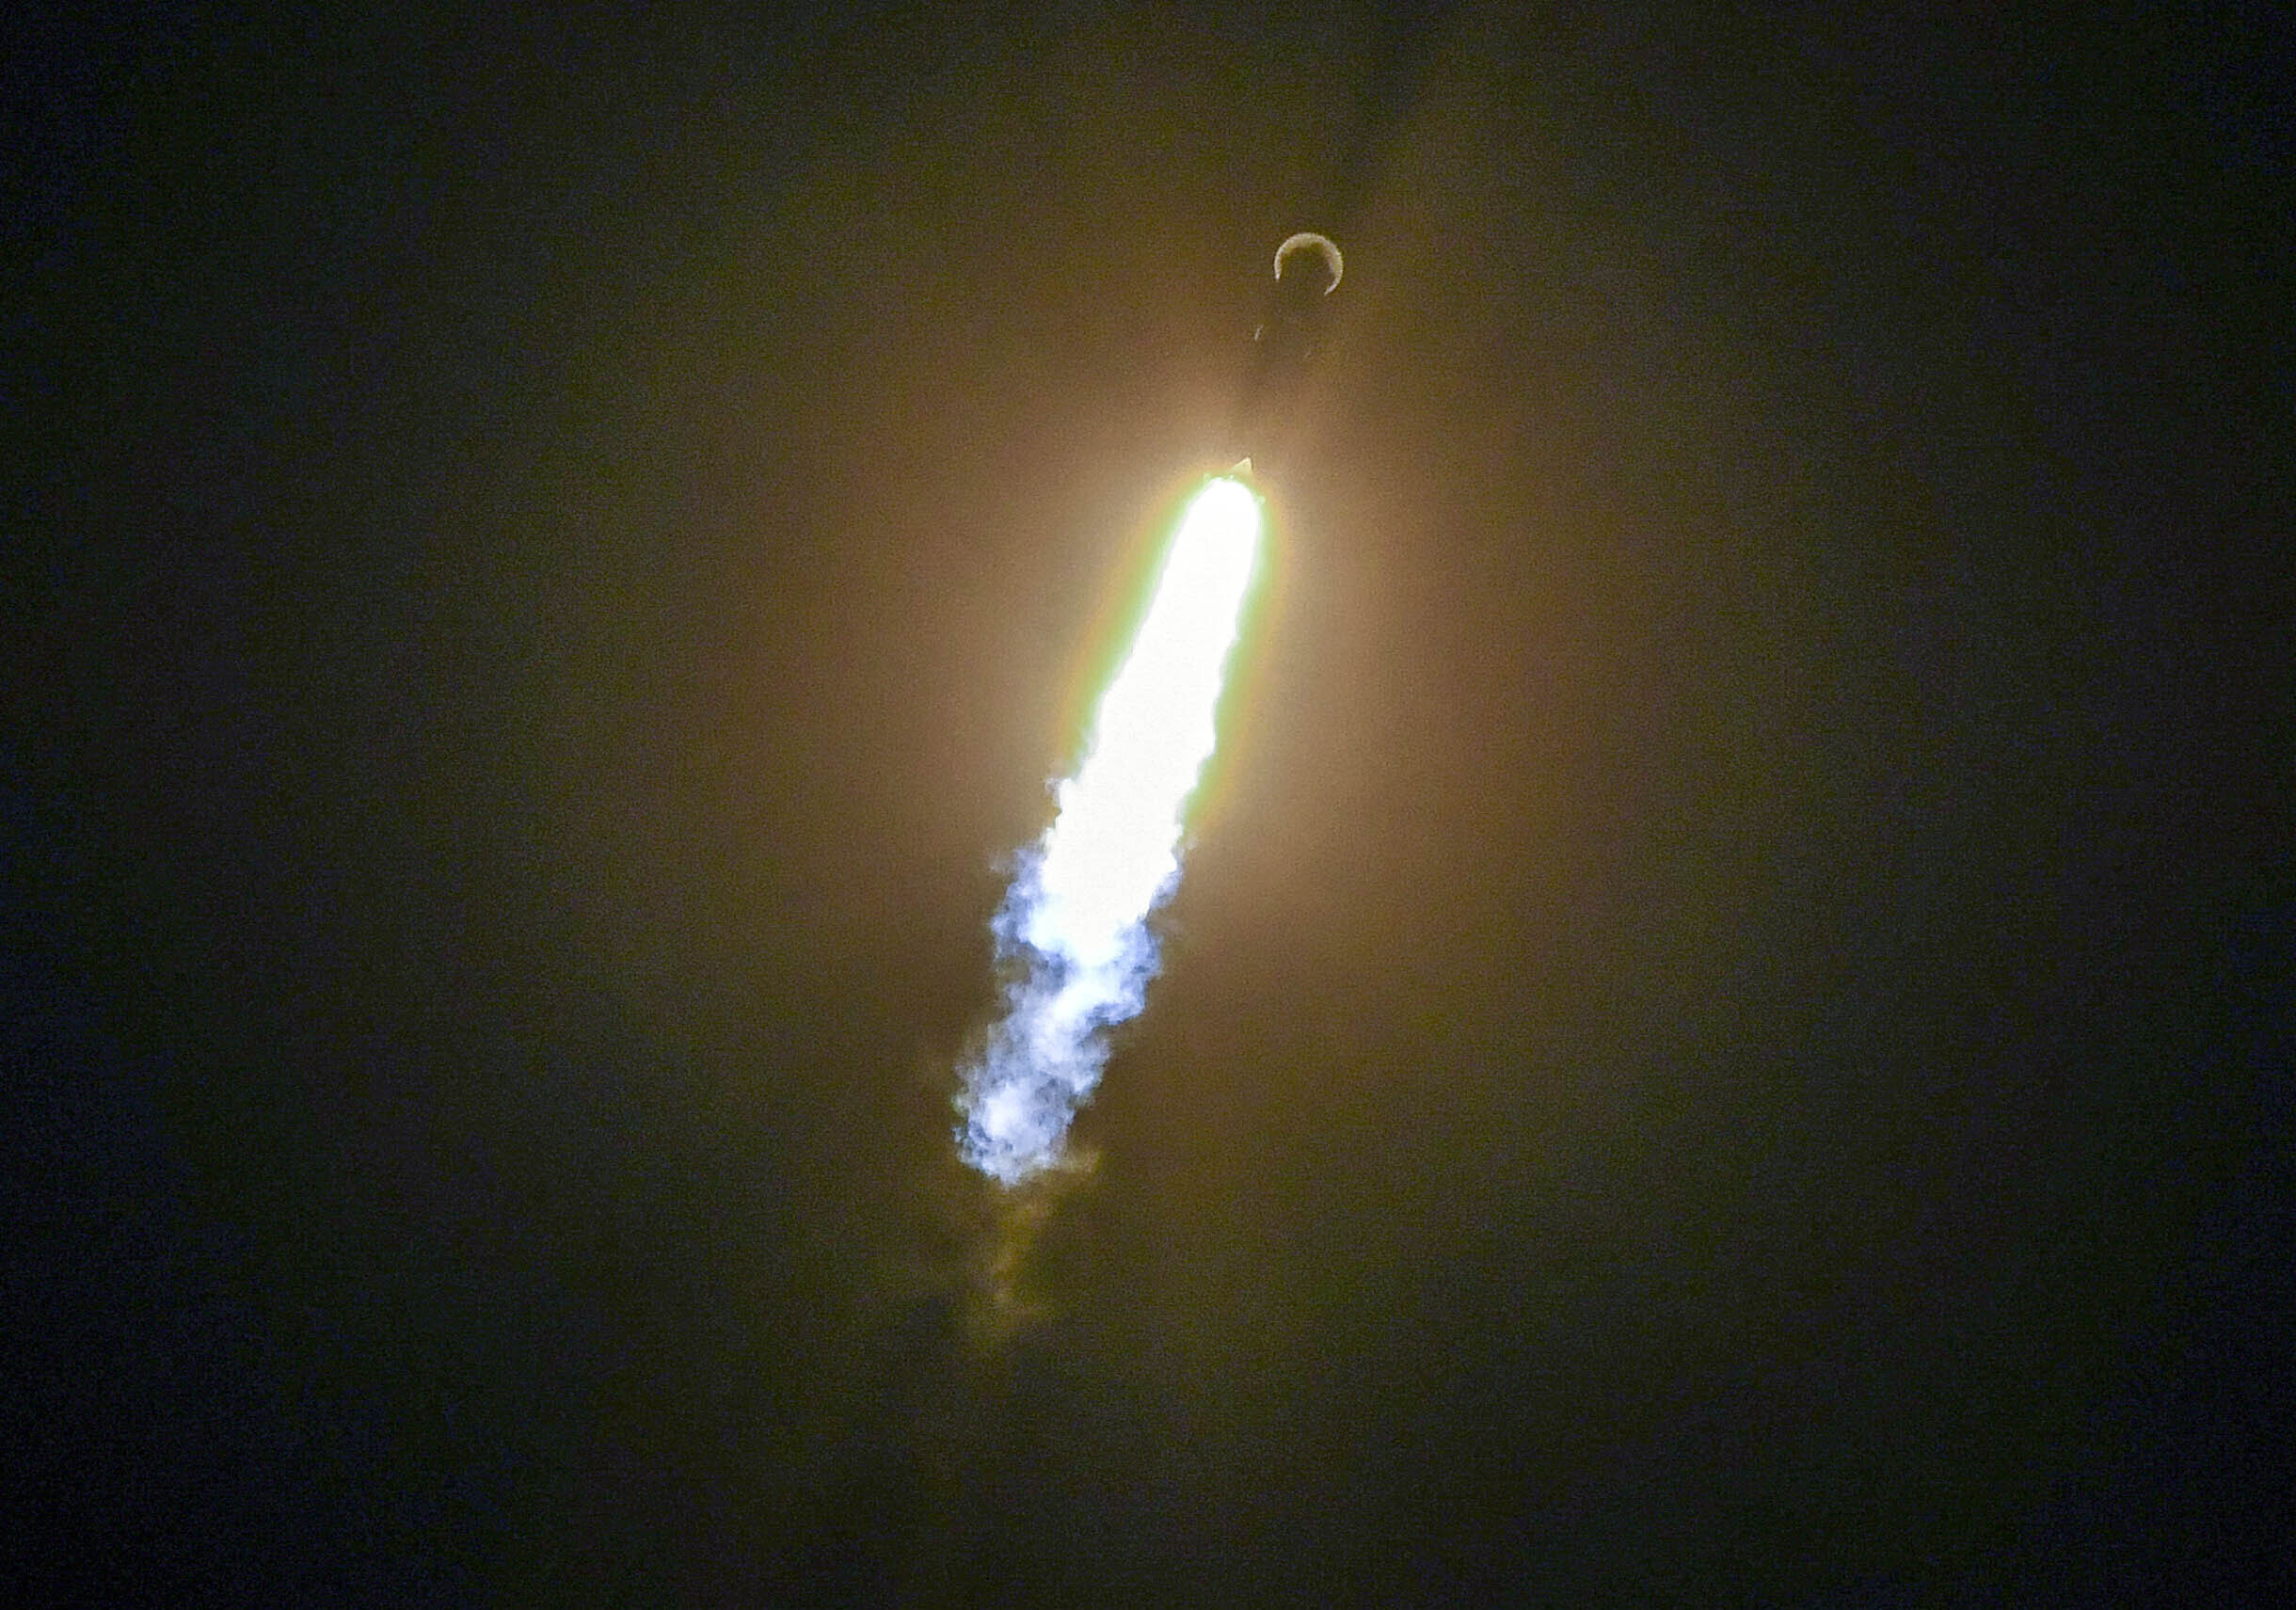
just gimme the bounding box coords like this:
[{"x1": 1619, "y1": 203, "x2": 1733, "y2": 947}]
[{"x1": 1273, "y1": 231, "x2": 1343, "y2": 295}]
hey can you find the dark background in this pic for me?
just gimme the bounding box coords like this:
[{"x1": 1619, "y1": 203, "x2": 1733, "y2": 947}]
[{"x1": 10, "y1": 1, "x2": 2290, "y2": 1602}]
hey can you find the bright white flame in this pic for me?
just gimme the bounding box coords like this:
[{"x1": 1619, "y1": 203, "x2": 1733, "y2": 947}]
[{"x1": 957, "y1": 476, "x2": 1265, "y2": 1186}]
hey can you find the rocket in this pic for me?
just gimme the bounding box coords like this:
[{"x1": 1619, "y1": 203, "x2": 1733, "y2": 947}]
[{"x1": 1233, "y1": 231, "x2": 1343, "y2": 481}]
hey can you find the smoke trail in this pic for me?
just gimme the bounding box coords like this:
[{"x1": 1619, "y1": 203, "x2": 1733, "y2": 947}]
[{"x1": 956, "y1": 474, "x2": 1265, "y2": 1187}]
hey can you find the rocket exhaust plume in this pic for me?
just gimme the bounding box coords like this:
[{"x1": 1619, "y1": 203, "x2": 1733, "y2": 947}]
[{"x1": 956, "y1": 474, "x2": 1266, "y2": 1187}]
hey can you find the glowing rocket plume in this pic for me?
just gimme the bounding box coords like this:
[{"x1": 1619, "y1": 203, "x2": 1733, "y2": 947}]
[{"x1": 957, "y1": 475, "x2": 1265, "y2": 1186}]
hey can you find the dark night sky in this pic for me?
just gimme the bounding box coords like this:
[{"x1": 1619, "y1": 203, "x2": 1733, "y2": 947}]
[{"x1": 10, "y1": 2, "x2": 2291, "y2": 1602}]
